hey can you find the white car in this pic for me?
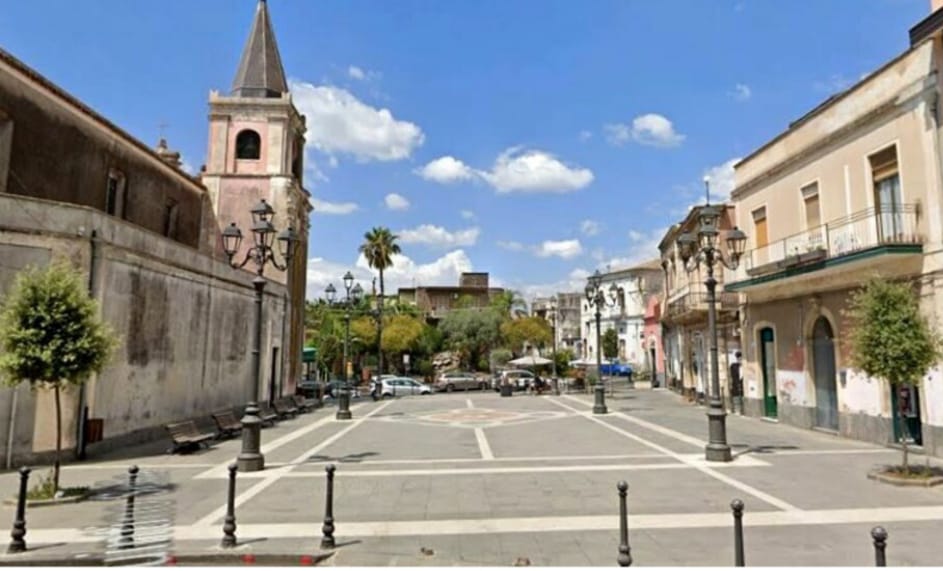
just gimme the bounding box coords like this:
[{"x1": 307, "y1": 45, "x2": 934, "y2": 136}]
[
  {"x1": 494, "y1": 369, "x2": 536, "y2": 391},
  {"x1": 376, "y1": 377, "x2": 432, "y2": 398}
]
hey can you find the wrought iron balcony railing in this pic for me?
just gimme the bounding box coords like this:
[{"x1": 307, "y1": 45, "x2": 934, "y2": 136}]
[{"x1": 745, "y1": 204, "x2": 921, "y2": 276}]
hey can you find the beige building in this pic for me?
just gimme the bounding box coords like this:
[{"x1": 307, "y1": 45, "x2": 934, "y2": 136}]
[
  {"x1": 397, "y1": 273, "x2": 504, "y2": 321},
  {"x1": 725, "y1": 2, "x2": 943, "y2": 454},
  {"x1": 658, "y1": 206, "x2": 741, "y2": 401}
]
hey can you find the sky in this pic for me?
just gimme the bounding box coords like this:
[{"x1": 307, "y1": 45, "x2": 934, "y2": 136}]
[{"x1": 0, "y1": 0, "x2": 930, "y2": 301}]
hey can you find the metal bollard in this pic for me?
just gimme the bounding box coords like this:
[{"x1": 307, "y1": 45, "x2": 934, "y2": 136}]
[
  {"x1": 221, "y1": 464, "x2": 238, "y2": 548},
  {"x1": 320, "y1": 464, "x2": 336, "y2": 550},
  {"x1": 617, "y1": 481, "x2": 632, "y2": 567},
  {"x1": 871, "y1": 526, "x2": 887, "y2": 567},
  {"x1": 7, "y1": 467, "x2": 30, "y2": 554},
  {"x1": 731, "y1": 499, "x2": 745, "y2": 567},
  {"x1": 119, "y1": 465, "x2": 139, "y2": 550}
]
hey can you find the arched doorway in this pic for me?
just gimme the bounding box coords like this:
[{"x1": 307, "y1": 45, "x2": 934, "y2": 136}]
[{"x1": 812, "y1": 317, "x2": 839, "y2": 430}]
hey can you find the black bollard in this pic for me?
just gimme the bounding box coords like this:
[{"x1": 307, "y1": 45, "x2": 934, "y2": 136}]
[
  {"x1": 871, "y1": 526, "x2": 887, "y2": 567},
  {"x1": 119, "y1": 465, "x2": 139, "y2": 550},
  {"x1": 617, "y1": 481, "x2": 632, "y2": 567},
  {"x1": 731, "y1": 499, "x2": 745, "y2": 567},
  {"x1": 221, "y1": 464, "x2": 238, "y2": 548},
  {"x1": 7, "y1": 467, "x2": 30, "y2": 554},
  {"x1": 320, "y1": 464, "x2": 336, "y2": 550}
]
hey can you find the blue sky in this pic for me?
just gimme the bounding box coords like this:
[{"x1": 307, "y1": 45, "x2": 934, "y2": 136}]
[{"x1": 0, "y1": 0, "x2": 929, "y2": 299}]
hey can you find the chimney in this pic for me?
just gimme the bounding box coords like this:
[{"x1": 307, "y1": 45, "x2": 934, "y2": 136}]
[
  {"x1": 155, "y1": 138, "x2": 182, "y2": 169},
  {"x1": 933, "y1": 0, "x2": 943, "y2": 13}
]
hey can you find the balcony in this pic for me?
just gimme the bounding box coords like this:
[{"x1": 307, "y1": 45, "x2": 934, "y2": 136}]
[
  {"x1": 728, "y1": 205, "x2": 923, "y2": 295},
  {"x1": 664, "y1": 284, "x2": 738, "y2": 325}
]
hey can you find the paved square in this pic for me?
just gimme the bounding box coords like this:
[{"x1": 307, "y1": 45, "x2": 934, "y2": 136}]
[{"x1": 1, "y1": 388, "x2": 942, "y2": 566}]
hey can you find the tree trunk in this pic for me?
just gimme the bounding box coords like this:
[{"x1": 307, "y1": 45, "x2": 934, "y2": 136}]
[
  {"x1": 898, "y1": 385, "x2": 910, "y2": 475},
  {"x1": 53, "y1": 384, "x2": 62, "y2": 494}
]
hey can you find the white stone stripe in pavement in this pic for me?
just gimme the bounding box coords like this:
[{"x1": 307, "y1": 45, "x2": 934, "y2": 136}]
[
  {"x1": 465, "y1": 397, "x2": 494, "y2": 460},
  {"x1": 610, "y1": 409, "x2": 705, "y2": 448},
  {"x1": 193, "y1": 400, "x2": 394, "y2": 527},
  {"x1": 550, "y1": 397, "x2": 800, "y2": 513},
  {"x1": 193, "y1": 402, "x2": 369, "y2": 481},
  {"x1": 304, "y1": 453, "x2": 667, "y2": 465},
  {"x1": 24, "y1": 504, "x2": 943, "y2": 544}
]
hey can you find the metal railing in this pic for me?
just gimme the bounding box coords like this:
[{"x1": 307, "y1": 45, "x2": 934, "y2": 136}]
[
  {"x1": 666, "y1": 284, "x2": 738, "y2": 317},
  {"x1": 745, "y1": 204, "x2": 921, "y2": 274}
]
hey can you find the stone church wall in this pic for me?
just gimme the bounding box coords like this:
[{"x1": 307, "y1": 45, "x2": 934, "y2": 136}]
[{"x1": 0, "y1": 193, "x2": 290, "y2": 466}]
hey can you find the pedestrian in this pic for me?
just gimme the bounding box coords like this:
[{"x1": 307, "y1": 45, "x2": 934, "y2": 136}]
[{"x1": 534, "y1": 373, "x2": 543, "y2": 396}]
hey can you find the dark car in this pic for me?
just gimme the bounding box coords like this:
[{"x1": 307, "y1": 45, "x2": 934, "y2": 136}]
[
  {"x1": 323, "y1": 379, "x2": 360, "y2": 398},
  {"x1": 297, "y1": 378, "x2": 322, "y2": 398}
]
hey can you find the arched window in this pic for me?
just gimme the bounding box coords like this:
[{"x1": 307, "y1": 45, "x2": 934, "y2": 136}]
[{"x1": 235, "y1": 130, "x2": 261, "y2": 160}]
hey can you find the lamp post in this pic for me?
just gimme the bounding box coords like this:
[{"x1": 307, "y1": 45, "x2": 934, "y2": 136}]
[
  {"x1": 325, "y1": 273, "x2": 363, "y2": 421},
  {"x1": 585, "y1": 270, "x2": 619, "y2": 415},
  {"x1": 676, "y1": 176, "x2": 747, "y2": 463},
  {"x1": 221, "y1": 199, "x2": 298, "y2": 473},
  {"x1": 549, "y1": 296, "x2": 560, "y2": 396}
]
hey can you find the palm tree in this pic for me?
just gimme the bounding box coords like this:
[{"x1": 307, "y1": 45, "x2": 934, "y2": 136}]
[{"x1": 359, "y1": 227, "x2": 402, "y2": 382}]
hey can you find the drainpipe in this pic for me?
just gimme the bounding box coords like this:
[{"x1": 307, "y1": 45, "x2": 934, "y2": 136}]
[{"x1": 75, "y1": 230, "x2": 100, "y2": 460}]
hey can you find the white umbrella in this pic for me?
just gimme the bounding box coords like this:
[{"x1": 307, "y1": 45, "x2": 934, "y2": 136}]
[
  {"x1": 508, "y1": 355, "x2": 553, "y2": 367},
  {"x1": 569, "y1": 358, "x2": 612, "y2": 367}
]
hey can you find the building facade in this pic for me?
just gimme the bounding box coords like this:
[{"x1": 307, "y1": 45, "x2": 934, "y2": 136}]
[
  {"x1": 0, "y1": 0, "x2": 310, "y2": 464},
  {"x1": 725, "y1": 3, "x2": 943, "y2": 455},
  {"x1": 580, "y1": 262, "x2": 663, "y2": 367},
  {"x1": 658, "y1": 205, "x2": 741, "y2": 401},
  {"x1": 397, "y1": 273, "x2": 504, "y2": 321},
  {"x1": 642, "y1": 294, "x2": 665, "y2": 384}
]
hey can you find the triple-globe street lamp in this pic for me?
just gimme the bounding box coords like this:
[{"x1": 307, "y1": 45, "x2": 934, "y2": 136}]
[
  {"x1": 325, "y1": 272, "x2": 363, "y2": 421},
  {"x1": 585, "y1": 271, "x2": 620, "y2": 415},
  {"x1": 221, "y1": 199, "x2": 298, "y2": 473},
  {"x1": 676, "y1": 176, "x2": 747, "y2": 462},
  {"x1": 547, "y1": 296, "x2": 560, "y2": 396}
]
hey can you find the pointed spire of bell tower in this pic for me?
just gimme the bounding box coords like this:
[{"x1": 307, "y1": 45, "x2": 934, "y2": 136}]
[{"x1": 231, "y1": 0, "x2": 288, "y2": 98}]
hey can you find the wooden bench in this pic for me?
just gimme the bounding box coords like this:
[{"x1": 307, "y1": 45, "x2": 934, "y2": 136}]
[
  {"x1": 272, "y1": 397, "x2": 298, "y2": 419},
  {"x1": 293, "y1": 394, "x2": 317, "y2": 412},
  {"x1": 165, "y1": 420, "x2": 216, "y2": 454},
  {"x1": 258, "y1": 403, "x2": 278, "y2": 427},
  {"x1": 212, "y1": 408, "x2": 242, "y2": 438}
]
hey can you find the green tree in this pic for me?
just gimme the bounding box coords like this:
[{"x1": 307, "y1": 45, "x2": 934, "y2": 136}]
[
  {"x1": 602, "y1": 328, "x2": 619, "y2": 360},
  {"x1": 847, "y1": 279, "x2": 941, "y2": 473},
  {"x1": 439, "y1": 308, "x2": 504, "y2": 370},
  {"x1": 382, "y1": 315, "x2": 425, "y2": 372},
  {"x1": 500, "y1": 316, "x2": 552, "y2": 356},
  {"x1": 489, "y1": 348, "x2": 513, "y2": 371},
  {"x1": 0, "y1": 261, "x2": 117, "y2": 493},
  {"x1": 490, "y1": 290, "x2": 527, "y2": 317},
  {"x1": 359, "y1": 227, "x2": 402, "y2": 378},
  {"x1": 553, "y1": 348, "x2": 574, "y2": 377}
]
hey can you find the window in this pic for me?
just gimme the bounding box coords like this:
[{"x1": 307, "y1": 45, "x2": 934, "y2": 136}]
[
  {"x1": 869, "y1": 146, "x2": 903, "y2": 240},
  {"x1": 163, "y1": 198, "x2": 179, "y2": 239},
  {"x1": 801, "y1": 182, "x2": 820, "y2": 229},
  {"x1": 752, "y1": 207, "x2": 768, "y2": 248},
  {"x1": 105, "y1": 169, "x2": 126, "y2": 217},
  {"x1": 235, "y1": 130, "x2": 261, "y2": 160}
]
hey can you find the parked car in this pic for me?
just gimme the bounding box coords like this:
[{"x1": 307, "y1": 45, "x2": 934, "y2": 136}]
[
  {"x1": 376, "y1": 377, "x2": 432, "y2": 397},
  {"x1": 599, "y1": 363, "x2": 633, "y2": 377},
  {"x1": 435, "y1": 371, "x2": 488, "y2": 392},
  {"x1": 323, "y1": 379, "x2": 360, "y2": 398},
  {"x1": 297, "y1": 378, "x2": 322, "y2": 398},
  {"x1": 493, "y1": 369, "x2": 536, "y2": 391}
]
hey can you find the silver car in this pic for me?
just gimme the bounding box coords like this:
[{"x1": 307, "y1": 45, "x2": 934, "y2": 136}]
[
  {"x1": 378, "y1": 377, "x2": 432, "y2": 397},
  {"x1": 435, "y1": 371, "x2": 488, "y2": 392}
]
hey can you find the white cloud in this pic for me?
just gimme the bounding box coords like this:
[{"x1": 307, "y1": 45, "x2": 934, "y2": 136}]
[
  {"x1": 384, "y1": 193, "x2": 410, "y2": 211},
  {"x1": 605, "y1": 113, "x2": 685, "y2": 148},
  {"x1": 703, "y1": 157, "x2": 741, "y2": 202},
  {"x1": 306, "y1": 250, "x2": 473, "y2": 299},
  {"x1": 536, "y1": 239, "x2": 583, "y2": 260},
  {"x1": 580, "y1": 219, "x2": 601, "y2": 236},
  {"x1": 309, "y1": 197, "x2": 359, "y2": 215},
  {"x1": 460, "y1": 210, "x2": 476, "y2": 220},
  {"x1": 497, "y1": 240, "x2": 527, "y2": 252},
  {"x1": 397, "y1": 224, "x2": 480, "y2": 248},
  {"x1": 348, "y1": 66, "x2": 366, "y2": 80},
  {"x1": 731, "y1": 83, "x2": 752, "y2": 102},
  {"x1": 289, "y1": 80, "x2": 424, "y2": 162},
  {"x1": 579, "y1": 130, "x2": 593, "y2": 142},
  {"x1": 480, "y1": 148, "x2": 594, "y2": 193},
  {"x1": 601, "y1": 227, "x2": 667, "y2": 270},
  {"x1": 813, "y1": 74, "x2": 853, "y2": 94},
  {"x1": 515, "y1": 268, "x2": 593, "y2": 300},
  {"x1": 415, "y1": 156, "x2": 476, "y2": 184}
]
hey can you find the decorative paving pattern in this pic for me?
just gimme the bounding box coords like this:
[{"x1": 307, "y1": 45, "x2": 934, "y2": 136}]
[{"x1": 373, "y1": 407, "x2": 570, "y2": 429}]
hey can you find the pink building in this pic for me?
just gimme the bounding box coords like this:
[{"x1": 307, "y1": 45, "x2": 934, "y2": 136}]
[{"x1": 642, "y1": 294, "x2": 664, "y2": 385}]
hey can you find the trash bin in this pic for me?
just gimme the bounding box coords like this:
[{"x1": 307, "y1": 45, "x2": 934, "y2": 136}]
[{"x1": 500, "y1": 383, "x2": 513, "y2": 397}]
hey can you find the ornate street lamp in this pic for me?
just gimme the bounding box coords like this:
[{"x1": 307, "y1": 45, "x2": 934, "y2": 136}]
[
  {"x1": 222, "y1": 199, "x2": 298, "y2": 473},
  {"x1": 585, "y1": 270, "x2": 619, "y2": 414},
  {"x1": 548, "y1": 296, "x2": 560, "y2": 396},
  {"x1": 325, "y1": 272, "x2": 363, "y2": 420},
  {"x1": 676, "y1": 176, "x2": 747, "y2": 462}
]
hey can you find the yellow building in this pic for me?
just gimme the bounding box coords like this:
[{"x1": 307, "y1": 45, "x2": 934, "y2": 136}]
[{"x1": 726, "y1": 2, "x2": 943, "y2": 454}]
